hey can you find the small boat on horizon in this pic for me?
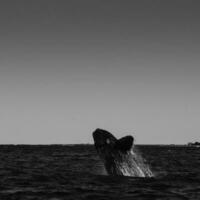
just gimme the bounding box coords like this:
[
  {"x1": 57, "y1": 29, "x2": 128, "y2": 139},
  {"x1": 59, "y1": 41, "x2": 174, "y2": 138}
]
[{"x1": 188, "y1": 142, "x2": 200, "y2": 147}]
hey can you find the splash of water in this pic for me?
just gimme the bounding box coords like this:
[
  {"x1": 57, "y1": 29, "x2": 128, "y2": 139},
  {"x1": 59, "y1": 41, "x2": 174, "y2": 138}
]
[{"x1": 112, "y1": 148, "x2": 154, "y2": 177}]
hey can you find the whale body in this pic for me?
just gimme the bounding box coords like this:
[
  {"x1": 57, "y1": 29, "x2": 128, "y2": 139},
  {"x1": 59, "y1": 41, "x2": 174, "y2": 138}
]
[{"x1": 93, "y1": 128, "x2": 153, "y2": 177}]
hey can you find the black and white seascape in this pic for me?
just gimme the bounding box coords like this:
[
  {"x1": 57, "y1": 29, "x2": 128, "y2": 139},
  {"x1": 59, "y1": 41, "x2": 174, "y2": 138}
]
[
  {"x1": 0, "y1": 144, "x2": 200, "y2": 199},
  {"x1": 0, "y1": 1, "x2": 200, "y2": 200}
]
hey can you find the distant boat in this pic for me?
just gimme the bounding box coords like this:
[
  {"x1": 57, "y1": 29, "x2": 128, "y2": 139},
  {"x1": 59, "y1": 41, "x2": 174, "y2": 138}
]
[{"x1": 188, "y1": 142, "x2": 200, "y2": 147}]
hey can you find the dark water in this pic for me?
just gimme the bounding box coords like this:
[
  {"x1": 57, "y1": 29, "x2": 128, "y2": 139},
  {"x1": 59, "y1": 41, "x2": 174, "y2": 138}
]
[{"x1": 0, "y1": 145, "x2": 199, "y2": 200}]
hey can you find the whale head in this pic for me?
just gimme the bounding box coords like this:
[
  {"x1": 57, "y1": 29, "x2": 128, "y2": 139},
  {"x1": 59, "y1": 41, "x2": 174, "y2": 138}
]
[{"x1": 93, "y1": 128, "x2": 134, "y2": 158}]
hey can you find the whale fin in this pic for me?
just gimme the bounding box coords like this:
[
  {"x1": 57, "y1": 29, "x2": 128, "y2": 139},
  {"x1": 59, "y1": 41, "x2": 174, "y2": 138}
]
[{"x1": 115, "y1": 135, "x2": 134, "y2": 151}]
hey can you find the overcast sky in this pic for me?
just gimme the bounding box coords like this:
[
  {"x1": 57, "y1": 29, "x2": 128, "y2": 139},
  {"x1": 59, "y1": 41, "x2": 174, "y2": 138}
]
[{"x1": 0, "y1": 0, "x2": 200, "y2": 144}]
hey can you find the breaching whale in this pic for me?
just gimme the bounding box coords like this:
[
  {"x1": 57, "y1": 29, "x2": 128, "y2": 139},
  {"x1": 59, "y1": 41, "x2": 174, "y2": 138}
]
[{"x1": 93, "y1": 128, "x2": 153, "y2": 177}]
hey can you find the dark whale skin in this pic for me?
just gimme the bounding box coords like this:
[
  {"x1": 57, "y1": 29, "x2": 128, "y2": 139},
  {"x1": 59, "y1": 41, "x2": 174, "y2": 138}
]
[{"x1": 93, "y1": 129, "x2": 153, "y2": 177}]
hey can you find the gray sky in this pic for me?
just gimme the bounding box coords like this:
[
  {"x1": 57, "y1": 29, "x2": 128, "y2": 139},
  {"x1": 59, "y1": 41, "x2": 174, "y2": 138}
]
[{"x1": 0, "y1": 0, "x2": 200, "y2": 144}]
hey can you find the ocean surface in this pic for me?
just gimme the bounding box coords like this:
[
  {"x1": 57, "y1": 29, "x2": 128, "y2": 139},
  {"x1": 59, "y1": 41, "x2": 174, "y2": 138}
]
[{"x1": 0, "y1": 145, "x2": 199, "y2": 200}]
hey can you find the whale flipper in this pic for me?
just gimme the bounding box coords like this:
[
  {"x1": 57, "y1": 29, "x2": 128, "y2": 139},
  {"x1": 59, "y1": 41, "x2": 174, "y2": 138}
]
[{"x1": 115, "y1": 136, "x2": 134, "y2": 152}]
